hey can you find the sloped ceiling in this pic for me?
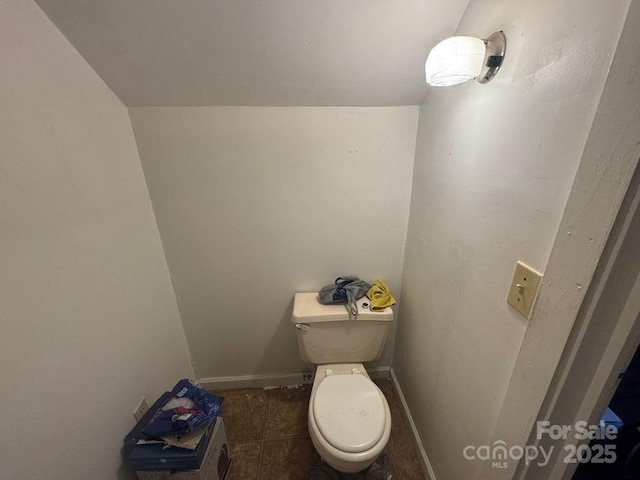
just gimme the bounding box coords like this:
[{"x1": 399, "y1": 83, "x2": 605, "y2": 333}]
[{"x1": 35, "y1": 0, "x2": 469, "y2": 106}]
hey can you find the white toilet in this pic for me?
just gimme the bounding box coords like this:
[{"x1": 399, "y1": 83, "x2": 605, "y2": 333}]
[{"x1": 292, "y1": 292, "x2": 394, "y2": 473}]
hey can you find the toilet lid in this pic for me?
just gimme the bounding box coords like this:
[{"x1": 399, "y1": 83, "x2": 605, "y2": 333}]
[{"x1": 312, "y1": 375, "x2": 386, "y2": 453}]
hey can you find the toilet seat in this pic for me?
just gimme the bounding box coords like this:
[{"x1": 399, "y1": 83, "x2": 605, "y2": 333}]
[
  {"x1": 312, "y1": 374, "x2": 386, "y2": 453},
  {"x1": 307, "y1": 365, "x2": 392, "y2": 473}
]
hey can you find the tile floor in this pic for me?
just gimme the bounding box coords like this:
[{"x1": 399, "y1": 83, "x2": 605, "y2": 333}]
[{"x1": 211, "y1": 378, "x2": 426, "y2": 480}]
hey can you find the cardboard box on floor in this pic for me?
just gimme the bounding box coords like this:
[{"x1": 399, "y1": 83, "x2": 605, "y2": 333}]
[{"x1": 136, "y1": 417, "x2": 231, "y2": 480}]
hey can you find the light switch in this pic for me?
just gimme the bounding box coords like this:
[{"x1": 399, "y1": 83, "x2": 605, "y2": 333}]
[{"x1": 507, "y1": 261, "x2": 543, "y2": 319}]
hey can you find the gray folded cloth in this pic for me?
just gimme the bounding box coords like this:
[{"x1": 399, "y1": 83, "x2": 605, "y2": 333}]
[{"x1": 317, "y1": 276, "x2": 371, "y2": 317}]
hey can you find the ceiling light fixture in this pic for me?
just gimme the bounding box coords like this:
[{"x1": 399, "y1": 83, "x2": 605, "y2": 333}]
[{"x1": 425, "y1": 31, "x2": 506, "y2": 87}]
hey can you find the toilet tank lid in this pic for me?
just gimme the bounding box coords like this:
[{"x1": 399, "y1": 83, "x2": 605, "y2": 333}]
[{"x1": 292, "y1": 292, "x2": 393, "y2": 323}]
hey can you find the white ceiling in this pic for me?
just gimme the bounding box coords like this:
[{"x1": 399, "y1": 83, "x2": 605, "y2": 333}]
[{"x1": 35, "y1": 0, "x2": 469, "y2": 106}]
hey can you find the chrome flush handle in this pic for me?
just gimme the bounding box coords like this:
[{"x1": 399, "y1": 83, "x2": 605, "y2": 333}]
[{"x1": 295, "y1": 323, "x2": 310, "y2": 331}]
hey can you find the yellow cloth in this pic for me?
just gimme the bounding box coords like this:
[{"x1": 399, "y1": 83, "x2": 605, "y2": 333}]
[{"x1": 366, "y1": 280, "x2": 396, "y2": 311}]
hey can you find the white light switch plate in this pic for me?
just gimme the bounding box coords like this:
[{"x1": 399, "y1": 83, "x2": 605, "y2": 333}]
[
  {"x1": 507, "y1": 261, "x2": 543, "y2": 319},
  {"x1": 133, "y1": 397, "x2": 149, "y2": 422}
]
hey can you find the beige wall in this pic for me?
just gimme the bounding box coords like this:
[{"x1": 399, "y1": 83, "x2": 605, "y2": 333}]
[
  {"x1": 394, "y1": 0, "x2": 631, "y2": 479},
  {"x1": 0, "y1": 2, "x2": 194, "y2": 479},
  {"x1": 129, "y1": 107, "x2": 418, "y2": 380},
  {"x1": 488, "y1": 2, "x2": 640, "y2": 477}
]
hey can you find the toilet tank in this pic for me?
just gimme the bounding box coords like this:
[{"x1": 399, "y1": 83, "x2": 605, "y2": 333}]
[{"x1": 292, "y1": 292, "x2": 394, "y2": 364}]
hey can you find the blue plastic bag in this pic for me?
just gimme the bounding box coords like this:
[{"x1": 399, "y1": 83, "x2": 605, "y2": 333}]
[{"x1": 142, "y1": 379, "x2": 223, "y2": 439}]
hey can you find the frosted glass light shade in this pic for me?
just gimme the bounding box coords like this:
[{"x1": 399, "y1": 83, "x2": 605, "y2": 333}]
[{"x1": 425, "y1": 36, "x2": 486, "y2": 87}]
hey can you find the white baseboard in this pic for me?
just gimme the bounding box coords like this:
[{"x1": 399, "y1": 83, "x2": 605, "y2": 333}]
[
  {"x1": 390, "y1": 368, "x2": 437, "y2": 480},
  {"x1": 198, "y1": 372, "x2": 309, "y2": 390},
  {"x1": 198, "y1": 366, "x2": 392, "y2": 390}
]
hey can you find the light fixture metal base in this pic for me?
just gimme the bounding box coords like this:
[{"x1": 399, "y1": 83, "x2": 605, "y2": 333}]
[{"x1": 477, "y1": 31, "x2": 506, "y2": 84}]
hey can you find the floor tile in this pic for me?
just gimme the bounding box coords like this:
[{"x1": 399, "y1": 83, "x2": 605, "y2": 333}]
[
  {"x1": 215, "y1": 388, "x2": 267, "y2": 443},
  {"x1": 227, "y1": 442, "x2": 261, "y2": 480},
  {"x1": 259, "y1": 437, "x2": 320, "y2": 480},
  {"x1": 264, "y1": 385, "x2": 311, "y2": 440},
  {"x1": 374, "y1": 378, "x2": 406, "y2": 428},
  {"x1": 373, "y1": 378, "x2": 395, "y2": 398},
  {"x1": 387, "y1": 427, "x2": 426, "y2": 479},
  {"x1": 214, "y1": 383, "x2": 427, "y2": 479}
]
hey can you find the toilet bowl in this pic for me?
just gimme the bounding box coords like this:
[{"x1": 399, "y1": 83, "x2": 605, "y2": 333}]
[{"x1": 308, "y1": 364, "x2": 391, "y2": 473}]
